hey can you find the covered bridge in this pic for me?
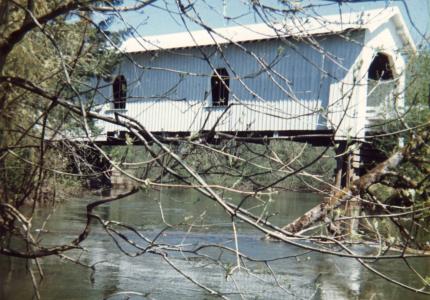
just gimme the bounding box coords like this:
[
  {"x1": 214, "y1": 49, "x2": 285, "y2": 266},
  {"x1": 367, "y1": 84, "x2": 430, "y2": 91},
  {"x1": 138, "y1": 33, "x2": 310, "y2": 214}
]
[{"x1": 92, "y1": 7, "x2": 415, "y2": 145}]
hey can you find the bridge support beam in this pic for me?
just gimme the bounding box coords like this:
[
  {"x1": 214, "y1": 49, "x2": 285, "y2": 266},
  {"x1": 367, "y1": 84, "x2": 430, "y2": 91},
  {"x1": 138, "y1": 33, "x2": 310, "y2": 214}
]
[
  {"x1": 335, "y1": 139, "x2": 390, "y2": 188},
  {"x1": 356, "y1": 136, "x2": 392, "y2": 179}
]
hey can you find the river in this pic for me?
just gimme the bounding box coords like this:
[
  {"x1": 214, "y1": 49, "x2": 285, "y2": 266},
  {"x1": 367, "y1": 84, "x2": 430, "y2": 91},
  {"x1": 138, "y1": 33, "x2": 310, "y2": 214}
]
[{"x1": 1, "y1": 189, "x2": 428, "y2": 299}]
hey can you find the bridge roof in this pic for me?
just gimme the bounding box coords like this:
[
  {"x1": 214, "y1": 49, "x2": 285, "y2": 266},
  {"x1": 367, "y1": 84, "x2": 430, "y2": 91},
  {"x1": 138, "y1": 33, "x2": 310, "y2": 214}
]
[{"x1": 121, "y1": 7, "x2": 415, "y2": 53}]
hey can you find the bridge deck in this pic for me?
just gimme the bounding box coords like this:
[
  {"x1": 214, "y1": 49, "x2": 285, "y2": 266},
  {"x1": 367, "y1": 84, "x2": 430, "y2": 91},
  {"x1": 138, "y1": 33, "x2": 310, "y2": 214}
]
[{"x1": 89, "y1": 129, "x2": 337, "y2": 147}]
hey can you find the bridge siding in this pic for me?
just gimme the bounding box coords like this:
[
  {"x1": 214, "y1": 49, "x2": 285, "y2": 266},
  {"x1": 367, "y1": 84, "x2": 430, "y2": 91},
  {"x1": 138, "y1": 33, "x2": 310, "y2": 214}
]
[{"x1": 95, "y1": 32, "x2": 365, "y2": 135}]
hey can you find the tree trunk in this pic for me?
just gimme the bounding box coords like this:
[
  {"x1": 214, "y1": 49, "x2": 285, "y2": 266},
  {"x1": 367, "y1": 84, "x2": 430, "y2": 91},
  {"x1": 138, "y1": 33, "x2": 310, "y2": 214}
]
[{"x1": 282, "y1": 151, "x2": 404, "y2": 234}]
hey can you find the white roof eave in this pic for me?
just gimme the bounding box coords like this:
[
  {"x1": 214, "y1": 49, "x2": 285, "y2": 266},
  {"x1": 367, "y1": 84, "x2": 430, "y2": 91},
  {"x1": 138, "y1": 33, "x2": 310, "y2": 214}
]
[{"x1": 121, "y1": 7, "x2": 416, "y2": 54}]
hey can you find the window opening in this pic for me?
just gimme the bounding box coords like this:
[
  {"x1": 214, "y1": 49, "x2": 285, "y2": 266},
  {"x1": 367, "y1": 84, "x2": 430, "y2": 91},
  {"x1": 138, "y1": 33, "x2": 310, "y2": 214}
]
[
  {"x1": 367, "y1": 53, "x2": 397, "y2": 120},
  {"x1": 113, "y1": 75, "x2": 127, "y2": 109},
  {"x1": 211, "y1": 68, "x2": 229, "y2": 106},
  {"x1": 368, "y1": 53, "x2": 394, "y2": 81}
]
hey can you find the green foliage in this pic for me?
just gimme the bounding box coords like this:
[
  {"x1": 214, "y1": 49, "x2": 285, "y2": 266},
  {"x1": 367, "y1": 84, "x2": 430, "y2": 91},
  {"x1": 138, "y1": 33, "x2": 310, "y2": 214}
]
[
  {"x1": 0, "y1": 1, "x2": 120, "y2": 209},
  {"x1": 365, "y1": 128, "x2": 430, "y2": 248},
  {"x1": 406, "y1": 52, "x2": 430, "y2": 108},
  {"x1": 105, "y1": 141, "x2": 335, "y2": 192}
]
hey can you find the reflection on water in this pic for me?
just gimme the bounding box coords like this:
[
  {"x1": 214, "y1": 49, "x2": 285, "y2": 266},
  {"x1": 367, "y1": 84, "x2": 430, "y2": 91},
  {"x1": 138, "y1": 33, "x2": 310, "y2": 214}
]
[{"x1": 0, "y1": 189, "x2": 429, "y2": 299}]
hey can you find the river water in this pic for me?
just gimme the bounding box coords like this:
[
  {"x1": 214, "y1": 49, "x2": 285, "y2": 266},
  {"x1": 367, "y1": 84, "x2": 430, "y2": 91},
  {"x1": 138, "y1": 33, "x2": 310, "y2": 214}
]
[{"x1": 0, "y1": 189, "x2": 428, "y2": 299}]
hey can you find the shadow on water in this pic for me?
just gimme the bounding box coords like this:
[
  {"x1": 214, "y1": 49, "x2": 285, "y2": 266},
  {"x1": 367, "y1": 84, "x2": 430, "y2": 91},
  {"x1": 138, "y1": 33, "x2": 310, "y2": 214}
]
[{"x1": 0, "y1": 189, "x2": 429, "y2": 299}]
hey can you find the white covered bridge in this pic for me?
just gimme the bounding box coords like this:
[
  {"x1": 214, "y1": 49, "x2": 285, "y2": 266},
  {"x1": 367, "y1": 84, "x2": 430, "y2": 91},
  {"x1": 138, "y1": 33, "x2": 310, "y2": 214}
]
[{"x1": 92, "y1": 7, "x2": 415, "y2": 144}]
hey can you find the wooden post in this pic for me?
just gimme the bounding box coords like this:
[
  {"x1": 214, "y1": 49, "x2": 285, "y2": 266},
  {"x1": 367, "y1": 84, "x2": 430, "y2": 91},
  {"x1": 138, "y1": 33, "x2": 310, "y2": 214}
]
[
  {"x1": 334, "y1": 141, "x2": 348, "y2": 189},
  {"x1": 336, "y1": 143, "x2": 359, "y2": 236},
  {"x1": 334, "y1": 141, "x2": 355, "y2": 189},
  {"x1": 344, "y1": 149, "x2": 352, "y2": 188}
]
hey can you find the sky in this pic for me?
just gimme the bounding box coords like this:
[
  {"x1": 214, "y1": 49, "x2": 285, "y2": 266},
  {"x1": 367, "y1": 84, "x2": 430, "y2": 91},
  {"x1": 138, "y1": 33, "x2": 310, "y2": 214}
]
[{"x1": 102, "y1": 0, "x2": 430, "y2": 48}]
